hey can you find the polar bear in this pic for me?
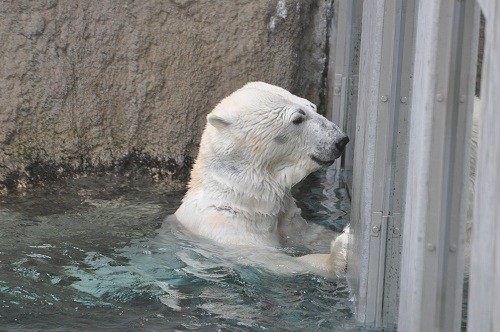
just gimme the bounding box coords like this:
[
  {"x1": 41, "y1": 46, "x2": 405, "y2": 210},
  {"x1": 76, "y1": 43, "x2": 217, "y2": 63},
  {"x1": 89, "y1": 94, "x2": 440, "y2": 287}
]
[{"x1": 174, "y1": 82, "x2": 349, "y2": 277}]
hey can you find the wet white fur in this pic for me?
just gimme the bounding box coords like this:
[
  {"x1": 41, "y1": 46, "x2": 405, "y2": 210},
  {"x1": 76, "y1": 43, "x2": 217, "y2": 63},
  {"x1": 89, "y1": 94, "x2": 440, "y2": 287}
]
[{"x1": 174, "y1": 82, "x2": 348, "y2": 277}]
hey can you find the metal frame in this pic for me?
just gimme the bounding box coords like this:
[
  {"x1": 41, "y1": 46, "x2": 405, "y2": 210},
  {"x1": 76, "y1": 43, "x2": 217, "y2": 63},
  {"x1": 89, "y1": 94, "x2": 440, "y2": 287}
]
[
  {"x1": 398, "y1": 0, "x2": 479, "y2": 330},
  {"x1": 329, "y1": 0, "x2": 492, "y2": 329},
  {"x1": 327, "y1": 0, "x2": 362, "y2": 173},
  {"x1": 346, "y1": 0, "x2": 415, "y2": 329},
  {"x1": 467, "y1": 0, "x2": 500, "y2": 330}
]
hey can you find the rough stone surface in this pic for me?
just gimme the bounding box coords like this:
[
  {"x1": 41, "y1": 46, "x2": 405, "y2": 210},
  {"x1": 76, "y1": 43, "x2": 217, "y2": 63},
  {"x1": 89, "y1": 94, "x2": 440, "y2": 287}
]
[{"x1": 0, "y1": 0, "x2": 333, "y2": 193}]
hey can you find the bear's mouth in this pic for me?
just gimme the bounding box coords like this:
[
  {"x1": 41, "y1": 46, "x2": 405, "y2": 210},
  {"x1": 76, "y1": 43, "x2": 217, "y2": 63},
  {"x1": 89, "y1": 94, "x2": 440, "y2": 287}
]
[{"x1": 310, "y1": 154, "x2": 337, "y2": 166}]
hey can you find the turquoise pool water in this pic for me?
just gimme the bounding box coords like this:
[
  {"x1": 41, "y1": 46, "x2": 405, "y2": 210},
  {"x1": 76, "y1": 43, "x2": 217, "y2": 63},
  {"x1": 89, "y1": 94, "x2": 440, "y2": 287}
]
[{"x1": 0, "y1": 167, "x2": 359, "y2": 331}]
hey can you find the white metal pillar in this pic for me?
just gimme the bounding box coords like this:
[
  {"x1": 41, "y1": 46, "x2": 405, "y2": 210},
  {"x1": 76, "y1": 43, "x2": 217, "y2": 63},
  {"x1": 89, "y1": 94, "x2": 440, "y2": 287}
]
[
  {"x1": 467, "y1": 0, "x2": 500, "y2": 330},
  {"x1": 327, "y1": 0, "x2": 362, "y2": 173},
  {"x1": 398, "y1": 0, "x2": 479, "y2": 331},
  {"x1": 347, "y1": 0, "x2": 415, "y2": 329}
]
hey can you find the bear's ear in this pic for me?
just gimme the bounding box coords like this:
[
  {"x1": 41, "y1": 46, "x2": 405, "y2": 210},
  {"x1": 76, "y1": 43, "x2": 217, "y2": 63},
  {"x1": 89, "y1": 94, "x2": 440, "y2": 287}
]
[{"x1": 207, "y1": 114, "x2": 231, "y2": 130}]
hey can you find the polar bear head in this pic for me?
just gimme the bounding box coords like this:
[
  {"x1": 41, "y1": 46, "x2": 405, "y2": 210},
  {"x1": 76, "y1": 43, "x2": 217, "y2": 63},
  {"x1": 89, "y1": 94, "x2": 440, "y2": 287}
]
[{"x1": 188, "y1": 82, "x2": 349, "y2": 199}]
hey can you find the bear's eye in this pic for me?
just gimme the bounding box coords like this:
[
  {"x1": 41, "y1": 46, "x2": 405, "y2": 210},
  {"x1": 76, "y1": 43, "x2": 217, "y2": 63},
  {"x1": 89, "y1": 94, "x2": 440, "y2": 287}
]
[{"x1": 292, "y1": 116, "x2": 304, "y2": 125}]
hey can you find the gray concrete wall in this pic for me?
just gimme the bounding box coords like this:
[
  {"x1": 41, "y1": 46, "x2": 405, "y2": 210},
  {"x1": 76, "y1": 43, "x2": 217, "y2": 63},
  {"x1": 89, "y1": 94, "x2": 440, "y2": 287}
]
[{"x1": 0, "y1": 0, "x2": 333, "y2": 192}]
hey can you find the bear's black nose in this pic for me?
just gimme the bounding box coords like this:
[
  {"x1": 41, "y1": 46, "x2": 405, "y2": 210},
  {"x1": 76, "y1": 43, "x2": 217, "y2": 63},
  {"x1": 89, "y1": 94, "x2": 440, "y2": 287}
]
[{"x1": 335, "y1": 136, "x2": 350, "y2": 151}]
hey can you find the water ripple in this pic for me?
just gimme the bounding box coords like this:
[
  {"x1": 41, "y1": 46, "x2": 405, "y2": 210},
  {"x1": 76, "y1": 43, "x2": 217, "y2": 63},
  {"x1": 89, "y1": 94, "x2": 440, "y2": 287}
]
[{"x1": 0, "y1": 171, "x2": 361, "y2": 331}]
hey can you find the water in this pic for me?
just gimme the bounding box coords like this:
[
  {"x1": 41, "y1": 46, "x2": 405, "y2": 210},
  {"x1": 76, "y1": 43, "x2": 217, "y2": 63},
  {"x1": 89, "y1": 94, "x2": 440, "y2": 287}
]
[{"x1": 0, "y1": 168, "x2": 359, "y2": 331}]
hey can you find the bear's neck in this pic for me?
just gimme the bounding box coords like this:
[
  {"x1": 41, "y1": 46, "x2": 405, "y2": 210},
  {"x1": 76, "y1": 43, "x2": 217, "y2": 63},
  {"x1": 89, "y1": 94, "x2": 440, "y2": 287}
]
[{"x1": 190, "y1": 161, "x2": 290, "y2": 218}]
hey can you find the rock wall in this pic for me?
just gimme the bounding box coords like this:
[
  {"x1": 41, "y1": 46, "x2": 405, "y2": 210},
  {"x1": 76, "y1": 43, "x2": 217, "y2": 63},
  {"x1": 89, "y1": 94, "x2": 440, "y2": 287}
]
[{"x1": 0, "y1": 0, "x2": 333, "y2": 192}]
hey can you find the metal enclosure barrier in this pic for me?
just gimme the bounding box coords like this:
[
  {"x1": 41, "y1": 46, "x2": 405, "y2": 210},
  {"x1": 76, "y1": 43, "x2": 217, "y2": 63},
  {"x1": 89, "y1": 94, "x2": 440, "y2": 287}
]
[
  {"x1": 328, "y1": 0, "x2": 487, "y2": 330},
  {"x1": 326, "y1": 0, "x2": 362, "y2": 173},
  {"x1": 467, "y1": 0, "x2": 500, "y2": 330},
  {"x1": 339, "y1": 0, "x2": 416, "y2": 328},
  {"x1": 398, "y1": 0, "x2": 479, "y2": 330}
]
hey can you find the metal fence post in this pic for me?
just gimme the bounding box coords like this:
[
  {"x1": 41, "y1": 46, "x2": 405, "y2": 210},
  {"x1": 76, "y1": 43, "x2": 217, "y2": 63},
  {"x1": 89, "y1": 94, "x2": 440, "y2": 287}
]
[
  {"x1": 467, "y1": 0, "x2": 500, "y2": 330},
  {"x1": 398, "y1": 0, "x2": 479, "y2": 330},
  {"x1": 327, "y1": 0, "x2": 362, "y2": 173},
  {"x1": 347, "y1": 0, "x2": 415, "y2": 329}
]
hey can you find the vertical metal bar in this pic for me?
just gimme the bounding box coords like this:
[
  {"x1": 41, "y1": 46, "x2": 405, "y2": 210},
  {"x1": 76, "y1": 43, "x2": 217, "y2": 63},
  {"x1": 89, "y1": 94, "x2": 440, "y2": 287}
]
[
  {"x1": 348, "y1": 0, "x2": 385, "y2": 325},
  {"x1": 468, "y1": 0, "x2": 500, "y2": 330},
  {"x1": 336, "y1": 76, "x2": 347, "y2": 171},
  {"x1": 327, "y1": 0, "x2": 362, "y2": 173},
  {"x1": 398, "y1": 0, "x2": 479, "y2": 330},
  {"x1": 348, "y1": 0, "x2": 414, "y2": 328},
  {"x1": 366, "y1": 211, "x2": 383, "y2": 324},
  {"x1": 444, "y1": 2, "x2": 479, "y2": 330},
  {"x1": 382, "y1": 0, "x2": 415, "y2": 328}
]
